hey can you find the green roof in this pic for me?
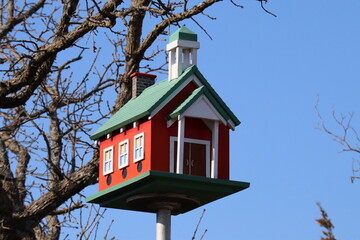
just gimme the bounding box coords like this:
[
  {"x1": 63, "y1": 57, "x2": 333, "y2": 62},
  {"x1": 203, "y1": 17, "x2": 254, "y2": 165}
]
[
  {"x1": 90, "y1": 65, "x2": 240, "y2": 140},
  {"x1": 167, "y1": 86, "x2": 231, "y2": 122},
  {"x1": 169, "y1": 26, "x2": 198, "y2": 42},
  {"x1": 168, "y1": 86, "x2": 205, "y2": 119}
]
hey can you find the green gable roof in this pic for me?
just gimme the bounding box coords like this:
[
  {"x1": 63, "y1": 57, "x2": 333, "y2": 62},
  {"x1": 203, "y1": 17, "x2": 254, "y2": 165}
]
[
  {"x1": 169, "y1": 26, "x2": 198, "y2": 42},
  {"x1": 167, "y1": 86, "x2": 231, "y2": 122},
  {"x1": 167, "y1": 86, "x2": 205, "y2": 119},
  {"x1": 90, "y1": 65, "x2": 240, "y2": 140}
]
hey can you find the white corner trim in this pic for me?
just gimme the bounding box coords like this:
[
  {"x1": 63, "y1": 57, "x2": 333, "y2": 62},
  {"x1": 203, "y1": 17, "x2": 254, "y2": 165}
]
[
  {"x1": 211, "y1": 121, "x2": 219, "y2": 179},
  {"x1": 191, "y1": 75, "x2": 202, "y2": 88},
  {"x1": 167, "y1": 118, "x2": 177, "y2": 128},
  {"x1": 169, "y1": 136, "x2": 176, "y2": 173},
  {"x1": 176, "y1": 116, "x2": 185, "y2": 174},
  {"x1": 227, "y1": 119, "x2": 236, "y2": 131}
]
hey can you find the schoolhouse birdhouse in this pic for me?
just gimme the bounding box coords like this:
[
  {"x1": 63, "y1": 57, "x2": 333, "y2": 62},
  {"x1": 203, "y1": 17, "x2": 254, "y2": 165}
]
[{"x1": 87, "y1": 27, "x2": 249, "y2": 216}]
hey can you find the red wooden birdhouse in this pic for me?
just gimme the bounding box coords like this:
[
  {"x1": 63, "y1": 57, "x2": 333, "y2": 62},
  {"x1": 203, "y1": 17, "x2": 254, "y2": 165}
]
[{"x1": 87, "y1": 27, "x2": 249, "y2": 215}]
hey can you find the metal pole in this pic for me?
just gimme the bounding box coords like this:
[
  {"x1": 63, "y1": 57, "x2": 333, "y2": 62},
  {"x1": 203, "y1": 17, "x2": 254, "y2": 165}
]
[{"x1": 156, "y1": 208, "x2": 171, "y2": 240}]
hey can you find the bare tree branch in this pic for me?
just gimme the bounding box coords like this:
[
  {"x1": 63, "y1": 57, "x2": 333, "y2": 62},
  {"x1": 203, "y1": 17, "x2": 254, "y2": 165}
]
[
  {"x1": 316, "y1": 99, "x2": 360, "y2": 182},
  {"x1": 0, "y1": 0, "x2": 269, "y2": 238}
]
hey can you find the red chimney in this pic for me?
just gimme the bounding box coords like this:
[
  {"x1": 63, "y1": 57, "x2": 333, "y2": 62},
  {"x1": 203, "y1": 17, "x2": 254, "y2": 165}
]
[{"x1": 131, "y1": 72, "x2": 157, "y2": 99}]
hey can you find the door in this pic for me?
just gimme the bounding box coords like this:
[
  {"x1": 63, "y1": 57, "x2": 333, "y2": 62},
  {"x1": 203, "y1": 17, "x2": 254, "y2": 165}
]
[{"x1": 173, "y1": 140, "x2": 208, "y2": 177}]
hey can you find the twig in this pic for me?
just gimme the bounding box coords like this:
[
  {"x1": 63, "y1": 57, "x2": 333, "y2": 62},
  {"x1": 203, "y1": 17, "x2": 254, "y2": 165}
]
[
  {"x1": 259, "y1": 0, "x2": 277, "y2": 17},
  {"x1": 192, "y1": 209, "x2": 206, "y2": 240},
  {"x1": 191, "y1": 17, "x2": 213, "y2": 40}
]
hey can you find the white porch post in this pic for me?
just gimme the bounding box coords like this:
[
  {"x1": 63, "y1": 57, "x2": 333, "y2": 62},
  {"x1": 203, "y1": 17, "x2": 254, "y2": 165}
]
[
  {"x1": 211, "y1": 121, "x2": 219, "y2": 178},
  {"x1": 176, "y1": 116, "x2": 185, "y2": 174}
]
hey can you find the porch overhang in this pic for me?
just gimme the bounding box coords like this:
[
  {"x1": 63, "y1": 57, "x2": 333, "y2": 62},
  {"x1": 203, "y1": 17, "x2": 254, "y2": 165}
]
[{"x1": 86, "y1": 170, "x2": 250, "y2": 215}]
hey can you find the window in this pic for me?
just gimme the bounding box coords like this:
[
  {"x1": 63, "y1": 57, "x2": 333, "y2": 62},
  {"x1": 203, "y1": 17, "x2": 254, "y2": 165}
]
[
  {"x1": 134, "y1": 132, "x2": 145, "y2": 162},
  {"x1": 103, "y1": 146, "x2": 113, "y2": 175},
  {"x1": 119, "y1": 139, "x2": 129, "y2": 168}
]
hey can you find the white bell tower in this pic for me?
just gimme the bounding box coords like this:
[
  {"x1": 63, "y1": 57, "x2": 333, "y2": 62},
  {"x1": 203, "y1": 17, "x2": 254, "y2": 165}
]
[{"x1": 166, "y1": 26, "x2": 200, "y2": 81}]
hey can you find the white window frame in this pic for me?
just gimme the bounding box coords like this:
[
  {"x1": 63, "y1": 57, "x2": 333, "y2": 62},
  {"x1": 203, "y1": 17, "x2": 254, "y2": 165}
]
[
  {"x1": 169, "y1": 136, "x2": 210, "y2": 177},
  {"x1": 103, "y1": 146, "x2": 114, "y2": 175},
  {"x1": 134, "y1": 132, "x2": 145, "y2": 162},
  {"x1": 118, "y1": 139, "x2": 129, "y2": 169}
]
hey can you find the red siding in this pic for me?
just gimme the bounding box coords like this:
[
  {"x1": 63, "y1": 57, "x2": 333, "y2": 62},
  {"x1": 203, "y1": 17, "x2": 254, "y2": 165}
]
[
  {"x1": 98, "y1": 120, "x2": 151, "y2": 191},
  {"x1": 184, "y1": 117, "x2": 211, "y2": 141},
  {"x1": 98, "y1": 78, "x2": 232, "y2": 191},
  {"x1": 150, "y1": 80, "x2": 230, "y2": 180},
  {"x1": 218, "y1": 124, "x2": 230, "y2": 180},
  {"x1": 151, "y1": 81, "x2": 198, "y2": 172}
]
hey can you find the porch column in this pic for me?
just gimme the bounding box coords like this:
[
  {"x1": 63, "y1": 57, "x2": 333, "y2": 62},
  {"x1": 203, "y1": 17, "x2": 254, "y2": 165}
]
[
  {"x1": 211, "y1": 121, "x2": 219, "y2": 178},
  {"x1": 176, "y1": 116, "x2": 185, "y2": 174}
]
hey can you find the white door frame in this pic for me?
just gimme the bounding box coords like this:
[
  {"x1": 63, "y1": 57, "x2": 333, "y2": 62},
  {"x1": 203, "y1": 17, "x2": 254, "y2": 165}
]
[{"x1": 170, "y1": 136, "x2": 210, "y2": 177}]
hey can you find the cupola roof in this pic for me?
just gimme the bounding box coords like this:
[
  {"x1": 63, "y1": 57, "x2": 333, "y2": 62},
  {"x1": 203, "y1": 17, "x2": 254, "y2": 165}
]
[{"x1": 169, "y1": 26, "x2": 197, "y2": 42}]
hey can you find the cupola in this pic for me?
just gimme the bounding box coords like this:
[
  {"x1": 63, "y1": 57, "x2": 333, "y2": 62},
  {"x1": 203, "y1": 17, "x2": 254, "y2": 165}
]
[{"x1": 166, "y1": 26, "x2": 200, "y2": 80}]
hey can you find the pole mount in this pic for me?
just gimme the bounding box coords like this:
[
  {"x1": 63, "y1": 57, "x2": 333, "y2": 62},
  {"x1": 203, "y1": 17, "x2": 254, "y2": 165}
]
[{"x1": 126, "y1": 193, "x2": 200, "y2": 215}]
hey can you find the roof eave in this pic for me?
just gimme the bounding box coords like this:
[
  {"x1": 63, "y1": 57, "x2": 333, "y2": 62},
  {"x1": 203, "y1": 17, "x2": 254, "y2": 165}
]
[
  {"x1": 191, "y1": 66, "x2": 241, "y2": 127},
  {"x1": 90, "y1": 111, "x2": 150, "y2": 140}
]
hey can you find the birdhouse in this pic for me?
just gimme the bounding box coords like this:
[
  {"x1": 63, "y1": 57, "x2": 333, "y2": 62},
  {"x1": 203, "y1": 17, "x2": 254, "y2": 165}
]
[{"x1": 86, "y1": 27, "x2": 249, "y2": 216}]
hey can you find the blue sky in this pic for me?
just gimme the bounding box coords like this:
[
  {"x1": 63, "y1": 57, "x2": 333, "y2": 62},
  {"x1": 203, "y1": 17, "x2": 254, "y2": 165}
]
[{"x1": 85, "y1": 1, "x2": 360, "y2": 239}]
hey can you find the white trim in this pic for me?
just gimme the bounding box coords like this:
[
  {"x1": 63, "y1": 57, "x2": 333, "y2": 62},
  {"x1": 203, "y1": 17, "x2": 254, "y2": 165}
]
[
  {"x1": 192, "y1": 75, "x2": 203, "y2": 88},
  {"x1": 133, "y1": 132, "x2": 145, "y2": 162},
  {"x1": 118, "y1": 139, "x2": 129, "y2": 169},
  {"x1": 191, "y1": 49, "x2": 197, "y2": 65},
  {"x1": 166, "y1": 94, "x2": 227, "y2": 129},
  {"x1": 211, "y1": 121, "x2": 219, "y2": 178},
  {"x1": 182, "y1": 95, "x2": 227, "y2": 124},
  {"x1": 227, "y1": 119, "x2": 236, "y2": 131},
  {"x1": 103, "y1": 146, "x2": 114, "y2": 175},
  {"x1": 169, "y1": 137, "x2": 175, "y2": 173},
  {"x1": 167, "y1": 118, "x2": 177, "y2": 128},
  {"x1": 183, "y1": 49, "x2": 190, "y2": 69},
  {"x1": 170, "y1": 136, "x2": 210, "y2": 177},
  {"x1": 150, "y1": 75, "x2": 203, "y2": 118},
  {"x1": 168, "y1": 50, "x2": 174, "y2": 81},
  {"x1": 176, "y1": 116, "x2": 185, "y2": 174},
  {"x1": 166, "y1": 40, "x2": 200, "y2": 51}
]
